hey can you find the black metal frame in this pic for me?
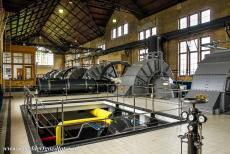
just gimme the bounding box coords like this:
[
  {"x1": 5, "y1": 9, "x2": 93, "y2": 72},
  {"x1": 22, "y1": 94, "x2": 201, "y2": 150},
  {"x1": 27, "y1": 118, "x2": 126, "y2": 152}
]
[{"x1": 5, "y1": 0, "x2": 185, "y2": 47}]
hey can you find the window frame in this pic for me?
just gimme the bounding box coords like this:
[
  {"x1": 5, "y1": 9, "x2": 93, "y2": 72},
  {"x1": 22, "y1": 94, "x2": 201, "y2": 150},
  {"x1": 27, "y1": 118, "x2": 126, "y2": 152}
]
[
  {"x1": 178, "y1": 9, "x2": 211, "y2": 30},
  {"x1": 189, "y1": 13, "x2": 199, "y2": 27},
  {"x1": 123, "y1": 23, "x2": 128, "y2": 35},
  {"x1": 179, "y1": 41, "x2": 188, "y2": 76},
  {"x1": 139, "y1": 48, "x2": 148, "y2": 61},
  {"x1": 117, "y1": 26, "x2": 122, "y2": 37},
  {"x1": 178, "y1": 36, "x2": 211, "y2": 76},
  {"x1": 112, "y1": 28, "x2": 117, "y2": 39},
  {"x1": 111, "y1": 23, "x2": 129, "y2": 39},
  {"x1": 97, "y1": 44, "x2": 106, "y2": 50},
  {"x1": 138, "y1": 26, "x2": 157, "y2": 40},
  {"x1": 201, "y1": 9, "x2": 211, "y2": 24},
  {"x1": 200, "y1": 36, "x2": 211, "y2": 60},
  {"x1": 36, "y1": 49, "x2": 54, "y2": 66},
  {"x1": 188, "y1": 39, "x2": 199, "y2": 75},
  {"x1": 179, "y1": 16, "x2": 188, "y2": 29}
]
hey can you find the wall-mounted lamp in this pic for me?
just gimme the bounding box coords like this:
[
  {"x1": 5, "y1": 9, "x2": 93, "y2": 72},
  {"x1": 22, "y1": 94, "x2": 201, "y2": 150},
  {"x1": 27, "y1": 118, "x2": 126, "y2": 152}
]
[{"x1": 112, "y1": 19, "x2": 117, "y2": 23}]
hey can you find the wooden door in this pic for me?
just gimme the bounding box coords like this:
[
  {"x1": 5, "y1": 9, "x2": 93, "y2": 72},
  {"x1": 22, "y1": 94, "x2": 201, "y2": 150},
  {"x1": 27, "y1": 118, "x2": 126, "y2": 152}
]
[{"x1": 16, "y1": 68, "x2": 23, "y2": 80}]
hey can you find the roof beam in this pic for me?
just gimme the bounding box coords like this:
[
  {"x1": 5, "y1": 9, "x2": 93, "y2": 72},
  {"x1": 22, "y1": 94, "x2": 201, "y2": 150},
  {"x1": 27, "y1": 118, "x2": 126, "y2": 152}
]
[
  {"x1": 52, "y1": 12, "x2": 89, "y2": 42},
  {"x1": 58, "y1": 2, "x2": 99, "y2": 36},
  {"x1": 73, "y1": 0, "x2": 103, "y2": 35}
]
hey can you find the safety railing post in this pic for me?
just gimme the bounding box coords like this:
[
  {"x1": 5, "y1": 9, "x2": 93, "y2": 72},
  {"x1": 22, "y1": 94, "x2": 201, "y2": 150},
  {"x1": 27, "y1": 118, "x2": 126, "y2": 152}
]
[
  {"x1": 151, "y1": 85, "x2": 155, "y2": 113},
  {"x1": 65, "y1": 84, "x2": 68, "y2": 100},
  {"x1": 30, "y1": 94, "x2": 32, "y2": 111},
  {"x1": 145, "y1": 91, "x2": 147, "y2": 110},
  {"x1": 122, "y1": 85, "x2": 125, "y2": 105},
  {"x1": 178, "y1": 90, "x2": 182, "y2": 118},
  {"x1": 133, "y1": 94, "x2": 136, "y2": 130},
  {"x1": 132, "y1": 86, "x2": 136, "y2": 130},
  {"x1": 107, "y1": 83, "x2": 109, "y2": 98},
  {"x1": 116, "y1": 84, "x2": 118, "y2": 103},
  {"x1": 35, "y1": 98, "x2": 38, "y2": 132},
  {"x1": 96, "y1": 83, "x2": 99, "y2": 98},
  {"x1": 61, "y1": 99, "x2": 64, "y2": 145},
  {"x1": 24, "y1": 86, "x2": 25, "y2": 107}
]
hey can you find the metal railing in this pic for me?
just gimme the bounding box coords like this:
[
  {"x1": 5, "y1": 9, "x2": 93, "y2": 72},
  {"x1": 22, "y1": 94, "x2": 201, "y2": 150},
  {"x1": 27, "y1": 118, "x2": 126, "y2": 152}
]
[{"x1": 24, "y1": 83, "x2": 188, "y2": 145}]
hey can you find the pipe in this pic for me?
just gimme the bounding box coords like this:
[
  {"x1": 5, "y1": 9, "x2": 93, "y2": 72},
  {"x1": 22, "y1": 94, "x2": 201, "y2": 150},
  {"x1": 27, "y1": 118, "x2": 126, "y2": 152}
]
[{"x1": 56, "y1": 108, "x2": 112, "y2": 145}]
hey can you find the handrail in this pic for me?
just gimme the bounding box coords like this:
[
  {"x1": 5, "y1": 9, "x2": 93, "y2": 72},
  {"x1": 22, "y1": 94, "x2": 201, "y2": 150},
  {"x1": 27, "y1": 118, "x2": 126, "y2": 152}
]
[{"x1": 24, "y1": 82, "x2": 186, "y2": 146}]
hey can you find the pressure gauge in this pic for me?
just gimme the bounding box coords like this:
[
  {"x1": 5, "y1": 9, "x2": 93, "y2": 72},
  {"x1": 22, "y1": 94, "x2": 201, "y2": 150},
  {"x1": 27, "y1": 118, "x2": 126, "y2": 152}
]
[
  {"x1": 181, "y1": 111, "x2": 188, "y2": 119},
  {"x1": 188, "y1": 114, "x2": 195, "y2": 121},
  {"x1": 188, "y1": 124, "x2": 194, "y2": 131},
  {"x1": 198, "y1": 114, "x2": 207, "y2": 123}
]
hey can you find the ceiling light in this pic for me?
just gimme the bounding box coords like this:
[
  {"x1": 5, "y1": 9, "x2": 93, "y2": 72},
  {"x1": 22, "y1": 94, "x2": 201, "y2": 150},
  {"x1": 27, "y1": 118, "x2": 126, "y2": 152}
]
[
  {"x1": 59, "y1": 9, "x2": 64, "y2": 14},
  {"x1": 112, "y1": 19, "x2": 117, "y2": 23}
]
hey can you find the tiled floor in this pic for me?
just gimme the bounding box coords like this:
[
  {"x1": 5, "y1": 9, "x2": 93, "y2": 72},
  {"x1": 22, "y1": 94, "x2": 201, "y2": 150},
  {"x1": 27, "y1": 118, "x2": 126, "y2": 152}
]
[{"x1": 5, "y1": 93, "x2": 230, "y2": 154}]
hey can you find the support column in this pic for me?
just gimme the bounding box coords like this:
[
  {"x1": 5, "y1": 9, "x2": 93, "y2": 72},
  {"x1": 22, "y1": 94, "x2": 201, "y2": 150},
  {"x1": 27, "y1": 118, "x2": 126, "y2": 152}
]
[{"x1": 0, "y1": 8, "x2": 5, "y2": 86}]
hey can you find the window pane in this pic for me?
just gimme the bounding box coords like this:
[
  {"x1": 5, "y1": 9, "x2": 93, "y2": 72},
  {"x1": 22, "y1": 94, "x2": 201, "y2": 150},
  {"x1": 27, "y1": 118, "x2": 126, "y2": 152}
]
[
  {"x1": 140, "y1": 56, "x2": 144, "y2": 61},
  {"x1": 180, "y1": 54, "x2": 187, "y2": 75},
  {"x1": 201, "y1": 51, "x2": 210, "y2": 60},
  {"x1": 13, "y1": 53, "x2": 23, "y2": 63},
  {"x1": 188, "y1": 39, "x2": 198, "y2": 52},
  {"x1": 179, "y1": 17, "x2": 187, "y2": 29},
  {"x1": 139, "y1": 31, "x2": 144, "y2": 40},
  {"x1": 201, "y1": 37, "x2": 210, "y2": 50},
  {"x1": 140, "y1": 49, "x2": 145, "y2": 54},
  {"x1": 36, "y1": 48, "x2": 54, "y2": 66},
  {"x1": 201, "y1": 9, "x2": 210, "y2": 23},
  {"x1": 98, "y1": 44, "x2": 105, "y2": 50},
  {"x1": 3, "y1": 64, "x2": 12, "y2": 79},
  {"x1": 190, "y1": 52, "x2": 198, "y2": 75},
  {"x1": 152, "y1": 27, "x2": 157, "y2": 36},
  {"x1": 146, "y1": 29, "x2": 150, "y2": 38},
  {"x1": 139, "y1": 49, "x2": 148, "y2": 61},
  {"x1": 180, "y1": 41, "x2": 187, "y2": 53},
  {"x1": 118, "y1": 26, "x2": 122, "y2": 37},
  {"x1": 3, "y1": 52, "x2": 11, "y2": 63},
  {"x1": 25, "y1": 67, "x2": 32, "y2": 79},
  {"x1": 190, "y1": 14, "x2": 198, "y2": 26},
  {"x1": 102, "y1": 44, "x2": 105, "y2": 50},
  {"x1": 112, "y1": 28, "x2": 116, "y2": 39},
  {"x1": 124, "y1": 23, "x2": 128, "y2": 35},
  {"x1": 24, "y1": 53, "x2": 32, "y2": 64}
]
